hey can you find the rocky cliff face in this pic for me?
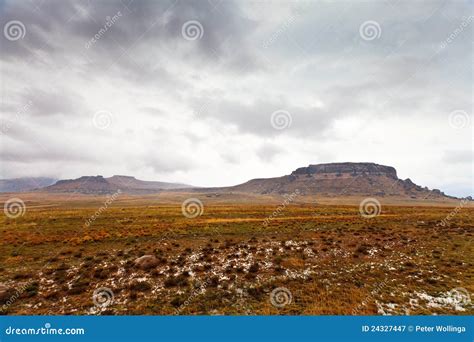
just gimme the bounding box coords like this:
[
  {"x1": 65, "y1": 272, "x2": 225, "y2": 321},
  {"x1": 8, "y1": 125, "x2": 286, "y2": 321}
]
[
  {"x1": 292, "y1": 162, "x2": 397, "y2": 179},
  {"x1": 47, "y1": 176, "x2": 120, "y2": 194}
]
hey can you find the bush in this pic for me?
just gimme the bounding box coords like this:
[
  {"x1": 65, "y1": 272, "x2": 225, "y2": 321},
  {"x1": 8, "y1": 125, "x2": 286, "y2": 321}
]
[
  {"x1": 248, "y1": 263, "x2": 259, "y2": 273},
  {"x1": 164, "y1": 275, "x2": 189, "y2": 288},
  {"x1": 170, "y1": 295, "x2": 187, "y2": 308},
  {"x1": 68, "y1": 279, "x2": 90, "y2": 295},
  {"x1": 208, "y1": 276, "x2": 219, "y2": 288},
  {"x1": 129, "y1": 281, "x2": 152, "y2": 292},
  {"x1": 24, "y1": 282, "x2": 39, "y2": 297},
  {"x1": 93, "y1": 268, "x2": 109, "y2": 279}
]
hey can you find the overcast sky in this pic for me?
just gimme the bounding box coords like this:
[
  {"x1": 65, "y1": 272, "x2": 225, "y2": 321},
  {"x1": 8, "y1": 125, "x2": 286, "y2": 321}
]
[{"x1": 0, "y1": 0, "x2": 472, "y2": 197}]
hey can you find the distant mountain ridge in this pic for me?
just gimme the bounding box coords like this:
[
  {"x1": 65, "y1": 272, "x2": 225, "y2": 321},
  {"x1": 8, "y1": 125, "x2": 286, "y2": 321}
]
[
  {"x1": 107, "y1": 175, "x2": 192, "y2": 191},
  {"x1": 219, "y1": 162, "x2": 457, "y2": 200},
  {"x1": 0, "y1": 177, "x2": 57, "y2": 193},
  {"x1": 1, "y1": 163, "x2": 463, "y2": 200},
  {"x1": 43, "y1": 175, "x2": 194, "y2": 194}
]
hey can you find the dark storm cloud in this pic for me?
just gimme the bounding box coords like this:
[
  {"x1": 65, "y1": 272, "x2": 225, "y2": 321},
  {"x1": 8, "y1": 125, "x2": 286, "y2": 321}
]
[
  {"x1": 0, "y1": 0, "x2": 471, "y2": 196},
  {"x1": 1, "y1": 0, "x2": 257, "y2": 72}
]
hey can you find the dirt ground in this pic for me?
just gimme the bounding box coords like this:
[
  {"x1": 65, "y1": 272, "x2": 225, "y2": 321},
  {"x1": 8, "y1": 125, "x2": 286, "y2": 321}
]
[{"x1": 1, "y1": 193, "x2": 473, "y2": 315}]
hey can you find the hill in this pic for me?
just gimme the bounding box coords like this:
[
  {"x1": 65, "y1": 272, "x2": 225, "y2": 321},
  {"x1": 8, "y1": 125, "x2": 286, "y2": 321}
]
[
  {"x1": 43, "y1": 175, "x2": 194, "y2": 194},
  {"x1": 221, "y1": 162, "x2": 456, "y2": 200},
  {"x1": 20, "y1": 162, "x2": 461, "y2": 200}
]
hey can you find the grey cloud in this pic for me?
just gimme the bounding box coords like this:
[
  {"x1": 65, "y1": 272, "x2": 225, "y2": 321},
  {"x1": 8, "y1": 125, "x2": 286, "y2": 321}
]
[
  {"x1": 1, "y1": 0, "x2": 259, "y2": 81},
  {"x1": 0, "y1": 137, "x2": 93, "y2": 163},
  {"x1": 193, "y1": 97, "x2": 334, "y2": 137},
  {"x1": 143, "y1": 151, "x2": 196, "y2": 174},
  {"x1": 257, "y1": 142, "x2": 282, "y2": 162},
  {"x1": 0, "y1": 0, "x2": 471, "y2": 197},
  {"x1": 442, "y1": 150, "x2": 473, "y2": 165},
  {"x1": 21, "y1": 88, "x2": 85, "y2": 117}
]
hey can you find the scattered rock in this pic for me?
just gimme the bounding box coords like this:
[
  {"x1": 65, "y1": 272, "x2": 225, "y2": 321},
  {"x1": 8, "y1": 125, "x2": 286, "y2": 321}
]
[{"x1": 134, "y1": 255, "x2": 159, "y2": 270}]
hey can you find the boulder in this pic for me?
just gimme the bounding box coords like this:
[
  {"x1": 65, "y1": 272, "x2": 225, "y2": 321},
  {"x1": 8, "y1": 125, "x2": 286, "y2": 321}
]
[{"x1": 134, "y1": 255, "x2": 159, "y2": 270}]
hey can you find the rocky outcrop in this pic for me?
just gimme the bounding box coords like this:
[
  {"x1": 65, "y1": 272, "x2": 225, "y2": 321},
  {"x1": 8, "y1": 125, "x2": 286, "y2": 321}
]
[
  {"x1": 224, "y1": 162, "x2": 454, "y2": 200},
  {"x1": 292, "y1": 162, "x2": 398, "y2": 179},
  {"x1": 45, "y1": 176, "x2": 119, "y2": 194},
  {"x1": 134, "y1": 255, "x2": 159, "y2": 270}
]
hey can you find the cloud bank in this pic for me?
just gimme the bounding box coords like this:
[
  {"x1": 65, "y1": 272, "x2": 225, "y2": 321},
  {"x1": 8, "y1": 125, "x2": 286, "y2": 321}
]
[{"x1": 0, "y1": 0, "x2": 472, "y2": 196}]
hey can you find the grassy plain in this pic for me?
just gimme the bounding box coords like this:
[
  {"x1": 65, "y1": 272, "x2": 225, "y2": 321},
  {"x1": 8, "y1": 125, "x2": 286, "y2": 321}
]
[{"x1": 0, "y1": 193, "x2": 473, "y2": 315}]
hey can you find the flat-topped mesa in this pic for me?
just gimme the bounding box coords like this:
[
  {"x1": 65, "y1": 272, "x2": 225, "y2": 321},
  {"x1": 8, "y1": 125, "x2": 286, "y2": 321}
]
[
  {"x1": 291, "y1": 162, "x2": 398, "y2": 179},
  {"x1": 109, "y1": 175, "x2": 137, "y2": 180}
]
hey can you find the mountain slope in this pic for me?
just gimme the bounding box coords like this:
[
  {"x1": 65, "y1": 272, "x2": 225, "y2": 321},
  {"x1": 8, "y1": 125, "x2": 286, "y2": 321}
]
[
  {"x1": 44, "y1": 176, "x2": 119, "y2": 194},
  {"x1": 107, "y1": 175, "x2": 191, "y2": 190},
  {"x1": 33, "y1": 162, "x2": 457, "y2": 199},
  {"x1": 42, "y1": 175, "x2": 194, "y2": 194},
  {"x1": 222, "y1": 162, "x2": 454, "y2": 200}
]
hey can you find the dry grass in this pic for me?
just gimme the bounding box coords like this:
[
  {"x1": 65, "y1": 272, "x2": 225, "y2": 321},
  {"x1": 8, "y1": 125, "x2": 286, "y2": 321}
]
[{"x1": 0, "y1": 194, "x2": 473, "y2": 315}]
